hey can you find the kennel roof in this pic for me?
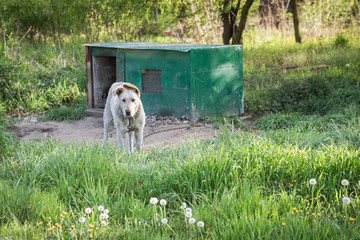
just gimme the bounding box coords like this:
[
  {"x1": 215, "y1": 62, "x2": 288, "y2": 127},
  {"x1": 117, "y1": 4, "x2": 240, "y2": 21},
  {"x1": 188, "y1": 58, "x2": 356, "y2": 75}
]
[{"x1": 83, "y1": 42, "x2": 234, "y2": 52}]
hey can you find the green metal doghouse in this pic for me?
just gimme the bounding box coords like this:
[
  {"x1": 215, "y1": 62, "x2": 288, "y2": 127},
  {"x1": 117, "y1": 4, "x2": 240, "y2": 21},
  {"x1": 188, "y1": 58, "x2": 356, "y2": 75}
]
[{"x1": 84, "y1": 42, "x2": 243, "y2": 120}]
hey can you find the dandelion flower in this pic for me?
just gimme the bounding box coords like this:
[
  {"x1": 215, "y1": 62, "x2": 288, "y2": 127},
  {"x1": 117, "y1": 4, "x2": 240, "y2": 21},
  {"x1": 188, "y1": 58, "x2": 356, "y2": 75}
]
[
  {"x1": 89, "y1": 224, "x2": 94, "y2": 228},
  {"x1": 150, "y1": 197, "x2": 159, "y2": 205},
  {"x1": 87, "y1": 229, "x2": 93, "y2": 232},
  {"x1": 79, "y1": 217, "x2": 86, "y2": 223},
  {"x1": 309, "y1": 179, "x2": 317, "y2": 185},
  {"x1": 341, "y1": 179, "x2": 349, "y2": 186},
  {"x1": 281, "y1": 222, "x2": 286, "y2": 227},
  {"x1": 185, "y1": 208, "x2": 192, "y2": 213},
  {"x1": 349, "y1": 217, "x2": 355, "y2": 222},
  {"x1": 62, "y1": 211, "x2": 68, "y2": 215},
  {"x1": 101, "y1": 221, "x2": 108, "y2": 226},
  {"x1": 161, "y1": 218, "x2": 168, "y2": 224},
  {"x1": 89, "y1": 233, "x2": 93, "y2": 238},
  {"x1": 185, "y1": 212, "x2": 192, "y2": 218},
  {"x1": 98, "y1": 205, "x2": 105, "y2": 211},
  {"x1": 189, "y1": 218, "x2": 196, "y2": 224},
  {"x1": 100, "y1": 213, "x2": 109, "y2": 220},
  {"x1": 160, "y1": 199, "x2": 167, "y2": 206},
  {"x1": 104, "y1": 209, "x2": 109, "y2": 214},
  {"x1": 71, "y1": 225, "x2": 75, "y2": 229},
  {"x1": 342, "y1": 197, "x2": 351, "y2": 205},
  {"x1": 180, "y1": 203, "x2": 187, "y2": 209},
  {"x1": 197, "y1": 221, "x2": 205, "y2": 227},
  {"x1": 47, "y1": 226, "x2": 55, "y2": 231},
  {"x1": 36, "y1": 221, "x2": 43, "y2": 227},
  {"x1": 85, "y1": 208, "x2": 92, "y2": 214}
]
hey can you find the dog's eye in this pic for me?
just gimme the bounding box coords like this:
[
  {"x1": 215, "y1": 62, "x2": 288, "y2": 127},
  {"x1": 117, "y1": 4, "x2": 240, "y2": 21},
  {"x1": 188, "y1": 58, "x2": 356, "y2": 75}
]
[
  {"x1": 131, "y1": 99, "x2": 135, "y2": 102},
  {"x1": 122, "y1": 99, "x2": 126, "y2": 102}
]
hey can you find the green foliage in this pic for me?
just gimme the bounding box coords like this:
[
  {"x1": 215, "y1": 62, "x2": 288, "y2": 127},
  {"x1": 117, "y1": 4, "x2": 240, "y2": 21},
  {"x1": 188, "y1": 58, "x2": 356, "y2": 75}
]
[
  {"x1": 0, "y1": 38, "x2": 85, "y2": 116},
  {"x1": 334, "y1": 34, "x2": 349, "y2": 47},
  {"x1": 243, "y1": 34, "x2": 360, "y2": 115},
  {"x1": 38, "y1": 98, "x2": 87, "y2": 121}
]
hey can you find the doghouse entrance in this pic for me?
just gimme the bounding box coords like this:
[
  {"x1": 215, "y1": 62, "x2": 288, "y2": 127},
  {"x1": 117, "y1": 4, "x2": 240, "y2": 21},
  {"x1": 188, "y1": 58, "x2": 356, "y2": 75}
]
[{"x1": 92, "y1": 56, "x2": 117, "y2": 108}]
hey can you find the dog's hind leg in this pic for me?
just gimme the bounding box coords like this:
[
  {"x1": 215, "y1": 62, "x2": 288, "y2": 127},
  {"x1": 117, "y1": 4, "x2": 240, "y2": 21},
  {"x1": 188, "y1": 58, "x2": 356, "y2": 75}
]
[{"x1": 102, "y1": 108, "x2": 113, "y2": 146}]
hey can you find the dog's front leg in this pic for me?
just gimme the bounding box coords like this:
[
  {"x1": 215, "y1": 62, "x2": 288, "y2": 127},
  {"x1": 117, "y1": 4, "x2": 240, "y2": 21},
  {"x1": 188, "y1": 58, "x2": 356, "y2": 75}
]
[
  {"x1": 128, "y1": 132, "x2": 133, "y2": 152},
  {"x1": 115, "y1": 128, "x2": 127, "y2": 151},
  {"x1": 134, "y1": 129, "x2": 144, "y2": 151}
]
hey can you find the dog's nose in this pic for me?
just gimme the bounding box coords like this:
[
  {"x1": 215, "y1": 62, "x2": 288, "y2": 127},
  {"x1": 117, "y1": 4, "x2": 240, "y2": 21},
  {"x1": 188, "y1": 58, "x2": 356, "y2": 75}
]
[{"x1": 125, "y1": 110, "x2": 131, "y2": 116}]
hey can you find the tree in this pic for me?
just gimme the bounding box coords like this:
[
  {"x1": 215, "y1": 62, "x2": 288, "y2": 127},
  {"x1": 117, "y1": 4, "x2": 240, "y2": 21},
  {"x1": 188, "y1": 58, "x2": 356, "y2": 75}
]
[
  {"x1": 221, "y1": 0, "x2": 255, "y2": 45},
  {"x1": 290, "y1": 0, "x2": 301, "y2": 43}
]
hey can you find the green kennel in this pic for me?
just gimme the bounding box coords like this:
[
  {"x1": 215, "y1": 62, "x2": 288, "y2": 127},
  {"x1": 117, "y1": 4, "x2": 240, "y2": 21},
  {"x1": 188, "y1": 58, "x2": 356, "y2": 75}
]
[{"x1": 84, "y1": 42, "x2": 243, "y2": 120}]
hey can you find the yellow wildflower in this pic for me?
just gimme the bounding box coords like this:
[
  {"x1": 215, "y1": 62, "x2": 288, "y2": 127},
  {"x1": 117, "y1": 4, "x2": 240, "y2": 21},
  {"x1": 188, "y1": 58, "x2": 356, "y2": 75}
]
[
  {"x1": 89, "y1": 233, "x2": 93, "y2": 238},
  {"x1": 36, "y1": 221, "x2": 43, "y2": 227},
  {"x1": 306, "y1": 212, "x2": 309, "y2": 215},
  {"x1": 62, "y1": 211, "x2": 68, "y2": 215},
  {"x1": 349, "y1": 217, "x2": 355, "y2": 222},
  {"x1": 71, "y1": 225, "x2": 75, "y2": 229},
  {"x1": 89, "y1": 224, "x2": 94, "y2": 228},
  {"x1": 60, "y1": 214, "x2": 65, "y2": 218},
  {"x1": 47, "y1": 226, "x2": 55, "y2": 231},
  {"x1": 281, "y1": 222, "x2": 286, "y2": 227},
  {"x1": 87, "y1": 229, "x2": 93, "y2": 232}
]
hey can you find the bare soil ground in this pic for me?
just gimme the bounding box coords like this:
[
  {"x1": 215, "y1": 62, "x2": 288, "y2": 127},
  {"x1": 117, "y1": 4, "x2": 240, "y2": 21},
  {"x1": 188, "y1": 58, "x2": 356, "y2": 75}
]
[{"x1": 9, "y1": 115, "x2": 216, "y2": 150}]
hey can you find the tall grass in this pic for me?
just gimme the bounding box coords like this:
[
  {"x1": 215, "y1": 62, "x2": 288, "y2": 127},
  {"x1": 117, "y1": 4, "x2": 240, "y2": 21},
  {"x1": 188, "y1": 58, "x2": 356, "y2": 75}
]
[
  {"x1": 0, "y1": 37, "x2": 86, "y2": 116},
  {"x1": 0, "y1": 130, "x2": 359, "y2": 239}
]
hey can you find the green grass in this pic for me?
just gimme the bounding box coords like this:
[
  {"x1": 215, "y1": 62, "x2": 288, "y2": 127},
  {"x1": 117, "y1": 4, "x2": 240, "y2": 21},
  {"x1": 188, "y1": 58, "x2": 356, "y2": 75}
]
[
  {"x1": 0, "y1": 130, "x2": 359, "y2": 239},
  {"x1": 0, "y1": 29, "x2": 360, "y2": 239}
]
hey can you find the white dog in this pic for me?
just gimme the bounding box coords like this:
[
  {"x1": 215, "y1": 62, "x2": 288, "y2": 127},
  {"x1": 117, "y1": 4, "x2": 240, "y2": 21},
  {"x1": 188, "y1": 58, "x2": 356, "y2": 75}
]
[{"x1": 102, "y1": 82, "x2": 145, "y2": 151}]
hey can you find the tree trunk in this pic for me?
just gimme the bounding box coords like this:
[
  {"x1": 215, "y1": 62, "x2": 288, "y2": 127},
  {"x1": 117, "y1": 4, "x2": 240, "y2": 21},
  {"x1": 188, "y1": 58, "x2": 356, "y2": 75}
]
[
  {"x1": 221, "y1": 0, "x2": 242, "y2": 45},
  {"x1": 290, "y1": 0, "x2": 301, "y2": 43},
  {"x1": 221, "y1": 0, "x2": 232, "y2": 44},
  {"x1": 232, "y1": 0, "x2": 254, "y2": 44}
]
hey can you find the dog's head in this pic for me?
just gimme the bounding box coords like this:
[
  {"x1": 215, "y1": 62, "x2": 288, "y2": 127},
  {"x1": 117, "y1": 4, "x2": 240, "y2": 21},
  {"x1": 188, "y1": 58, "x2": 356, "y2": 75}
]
[{"x1": 113, "y1": 83, "x2": 141, "y2": 118}]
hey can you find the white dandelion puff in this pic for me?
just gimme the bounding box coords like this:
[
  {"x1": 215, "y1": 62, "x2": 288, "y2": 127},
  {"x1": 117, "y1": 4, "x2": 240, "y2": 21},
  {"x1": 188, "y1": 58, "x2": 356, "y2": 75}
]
[
  {"x1": 98, "y1": 205, "x2": 105, "y2": 211},
  {"x1": 161, "y1": 218, "x2": 168, "y2": 225},
  {"x1": 309, "y1": 179, "x2": 317, "y2": 185},
  {"x1": 185, "y1": 208, "x2": 192, "y2": 213},
  {"x1": 103, "y1": 209, "x2": 109, "y2": 214},
  {"x1": 79, "y1": 217, "x2": 86, "y2": 223},
  {"x1": 101, "y1": 221, "x2": 108, "y2": 226},
  {"x1": 185, "y1": 212, "x2": 192, "y2": 218},
  {"x1": 346, "y1": 64, "x2": 350, "y2": 67},
  {"x1": 99, "y1": 213, "x2": 109, "y2": 220},
  {"x1": 85, "y1": 208, "x2": 92, "y2": 214},
  {"x1": 150, "y1": 197, "x2": 159, "y2": 205},
  {"x1": 343, "y1": 197, "x2": 351, "y2": 205},
  {"x1": 180, "y1": 203, "x2": 187, "y2": 209},
  {"x1": 341, "y1": 179, "x2": 349, "y2": 186},
  {"x1": 160, "y1": 199, "x2": 167, "y2": 206},
  {"x1": 189, "y1": 218, "x2": 196, "y2": 224},
  {"x1": 197, "y1": 221, "x2": 205, "y2": 227}
]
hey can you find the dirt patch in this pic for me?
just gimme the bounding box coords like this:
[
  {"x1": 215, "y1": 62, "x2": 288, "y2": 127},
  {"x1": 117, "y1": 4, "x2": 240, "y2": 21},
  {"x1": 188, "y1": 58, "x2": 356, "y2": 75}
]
[{"x1": 9, "y1": 115, "x2": 216, "y2": 150}]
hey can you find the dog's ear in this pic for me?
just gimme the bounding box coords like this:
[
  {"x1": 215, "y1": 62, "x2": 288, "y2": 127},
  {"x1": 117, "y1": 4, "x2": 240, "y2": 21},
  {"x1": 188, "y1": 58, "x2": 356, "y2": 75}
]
[
  {"x1": 113, "y1": 86, "x2": 125, "y2": 96},
  {"x1": 123, "y1": 83, "x2": 140, "y2": 97}
]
